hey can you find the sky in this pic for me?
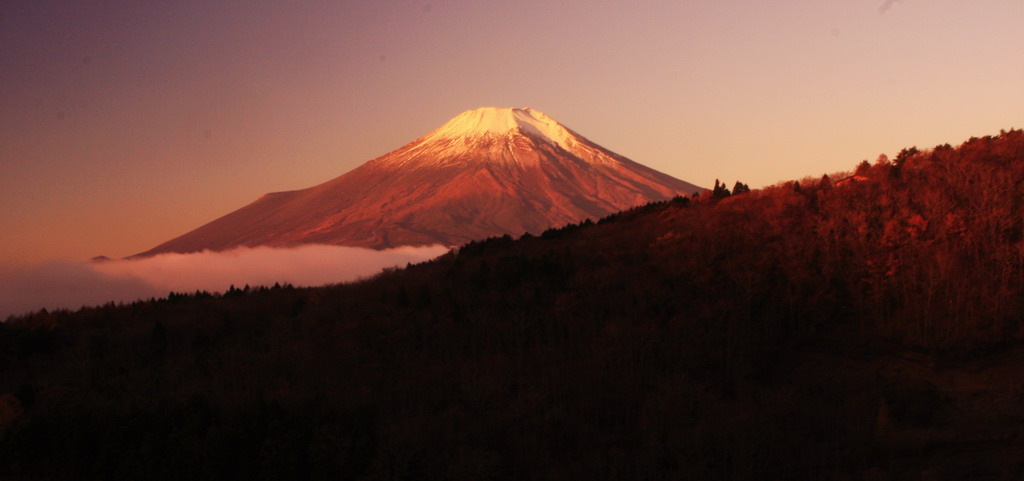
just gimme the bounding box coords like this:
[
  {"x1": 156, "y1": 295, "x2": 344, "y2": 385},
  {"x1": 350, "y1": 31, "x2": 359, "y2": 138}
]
[{"x1": 2, "y1": 0, "x2": 1023, "y2": 264}]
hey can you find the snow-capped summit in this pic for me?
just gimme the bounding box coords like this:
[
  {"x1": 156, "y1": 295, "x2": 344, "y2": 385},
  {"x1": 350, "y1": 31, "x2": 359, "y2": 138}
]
[
  {"x1": 426, "y1": 107, "x2": 576, "y2": 151},
  {"x1": 137, "y1": 107, "x2": 702, "y2": 256}
]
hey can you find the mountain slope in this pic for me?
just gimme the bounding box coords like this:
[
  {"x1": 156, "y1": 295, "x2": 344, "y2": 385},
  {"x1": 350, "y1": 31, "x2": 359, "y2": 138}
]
[{"x1": 138, "y1": 107, "x2": 700, "y2": 256}]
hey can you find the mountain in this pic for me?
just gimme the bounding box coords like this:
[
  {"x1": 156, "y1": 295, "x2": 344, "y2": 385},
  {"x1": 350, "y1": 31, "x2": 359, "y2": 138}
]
[{"x1": 137, "y1": 107, "x2": 701, "y2": 256}]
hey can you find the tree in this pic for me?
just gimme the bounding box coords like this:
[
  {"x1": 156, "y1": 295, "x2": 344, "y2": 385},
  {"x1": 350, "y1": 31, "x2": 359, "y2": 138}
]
[
  {"x1": 856, "y1": 160, "x2": 871, "y2": 175},
  {"x1": 732, "y1": 181, "x2": 751, "y2": 195},
  {"x1": 712, "y1": 179, "x2": 731, "y2": 199},
  {"x1": 893, "y1": 147, "x2": 920, "y2": 168},
  {"x1": 151, "y1": 321, "x2": 167, "y2": 361}
]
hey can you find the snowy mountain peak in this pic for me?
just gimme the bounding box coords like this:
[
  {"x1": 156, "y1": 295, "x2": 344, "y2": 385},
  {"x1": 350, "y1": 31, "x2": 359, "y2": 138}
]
[
  {"x1": 427, "y1": 107, "x2": 577, "y2": 150},
  {"x1": 138, "y1": 106, "x2": 703, "y2": 256}
]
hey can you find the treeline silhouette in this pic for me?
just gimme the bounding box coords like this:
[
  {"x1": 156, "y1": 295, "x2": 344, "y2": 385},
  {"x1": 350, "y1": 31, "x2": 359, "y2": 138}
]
[{"x1": 3, "y1": 130, "x2": 1024, "y2": 479}]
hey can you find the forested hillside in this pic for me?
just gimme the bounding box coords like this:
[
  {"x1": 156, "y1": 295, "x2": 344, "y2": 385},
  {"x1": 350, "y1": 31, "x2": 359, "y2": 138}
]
[{"x1": 3, "y1": 130, "x2": 1024, "y2": 480}]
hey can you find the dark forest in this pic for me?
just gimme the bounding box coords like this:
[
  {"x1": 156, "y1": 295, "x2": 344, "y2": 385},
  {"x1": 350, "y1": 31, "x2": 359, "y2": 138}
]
[{"x1": 3, "y1": 130, "x2": 1024, "y2": 480}]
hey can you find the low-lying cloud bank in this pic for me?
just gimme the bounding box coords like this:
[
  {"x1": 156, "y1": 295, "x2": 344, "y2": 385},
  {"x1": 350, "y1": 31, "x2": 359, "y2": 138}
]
[{"x1": 0, "y1": 244, "x2": 449, "y2": 319}]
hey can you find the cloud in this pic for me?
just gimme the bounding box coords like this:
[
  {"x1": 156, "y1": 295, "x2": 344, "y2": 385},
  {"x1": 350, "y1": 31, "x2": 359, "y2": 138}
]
[{"x1": 0, "y1": 244, "x2": 449, "y2": 319}]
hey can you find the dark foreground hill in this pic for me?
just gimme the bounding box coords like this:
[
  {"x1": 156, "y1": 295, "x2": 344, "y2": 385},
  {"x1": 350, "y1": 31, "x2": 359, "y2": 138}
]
[{"x1": 4, "y1": 130, "x2": 1024, "y2": 480}]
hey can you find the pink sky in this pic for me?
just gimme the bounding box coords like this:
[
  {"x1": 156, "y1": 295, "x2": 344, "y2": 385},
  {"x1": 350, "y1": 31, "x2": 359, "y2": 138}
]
[{"x1": 2, "y1": 0, "x2": 1022, "y2": 263}]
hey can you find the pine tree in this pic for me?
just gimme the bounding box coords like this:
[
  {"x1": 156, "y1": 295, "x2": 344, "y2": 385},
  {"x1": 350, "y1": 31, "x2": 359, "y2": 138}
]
[
  {"x1": 712, "y1": 179, "x2": 731, "y2": 199},
  {"x1": 732, "y1": 181, "x2": 751, "y2": 195}
]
